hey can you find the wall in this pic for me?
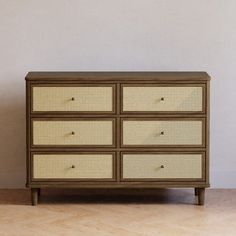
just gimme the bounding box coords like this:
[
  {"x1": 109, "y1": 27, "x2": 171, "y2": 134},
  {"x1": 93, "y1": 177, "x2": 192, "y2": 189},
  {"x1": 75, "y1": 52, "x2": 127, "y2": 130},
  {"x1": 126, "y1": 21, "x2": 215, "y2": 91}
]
[{"x1": 0, "y1": 0, "x2": 235, "y2": 188}]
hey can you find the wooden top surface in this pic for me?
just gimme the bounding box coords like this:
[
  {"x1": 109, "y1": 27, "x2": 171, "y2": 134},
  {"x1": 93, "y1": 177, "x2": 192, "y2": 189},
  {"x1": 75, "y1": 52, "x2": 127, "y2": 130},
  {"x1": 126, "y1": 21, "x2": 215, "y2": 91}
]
[{"x1": 25, "y1": 71, "x2": 211, "y2": 81}]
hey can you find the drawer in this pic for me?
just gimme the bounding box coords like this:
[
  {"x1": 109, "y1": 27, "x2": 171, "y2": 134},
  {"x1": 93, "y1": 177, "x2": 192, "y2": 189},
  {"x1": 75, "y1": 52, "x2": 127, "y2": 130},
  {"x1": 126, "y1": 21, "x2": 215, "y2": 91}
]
[
  {"x1": 32, "y1": 153, "x2": 115, "y2": 180},
  {"x1": 32, "y1": 119, "x2": 115, "y2": 147},
  {"x1": 122, "y1": 118, "x2": 204, "y2": 147},
  {"x1": 122, "y1": 85, "x2": 204, "y2": 113},
  {"x1": 122, "y1": 153, "x2": 204, "y2": 180},
  {"x1": 32, "y1": 85, "x2": 115, "y2": 113}
]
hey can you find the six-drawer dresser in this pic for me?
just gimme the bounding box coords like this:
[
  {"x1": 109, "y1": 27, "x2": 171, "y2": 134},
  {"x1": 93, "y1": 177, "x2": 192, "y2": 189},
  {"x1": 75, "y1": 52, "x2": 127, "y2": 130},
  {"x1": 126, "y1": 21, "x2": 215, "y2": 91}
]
[{"x1": 25, "y1": 72, "x2": 211, "y2": 205}]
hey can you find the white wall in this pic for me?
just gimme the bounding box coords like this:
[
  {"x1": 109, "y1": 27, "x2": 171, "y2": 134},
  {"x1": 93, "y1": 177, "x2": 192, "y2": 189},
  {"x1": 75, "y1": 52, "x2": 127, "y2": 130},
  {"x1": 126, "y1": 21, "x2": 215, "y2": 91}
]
[{"x1": 0, "y1": 0, "x2": 236, "y2": 188}]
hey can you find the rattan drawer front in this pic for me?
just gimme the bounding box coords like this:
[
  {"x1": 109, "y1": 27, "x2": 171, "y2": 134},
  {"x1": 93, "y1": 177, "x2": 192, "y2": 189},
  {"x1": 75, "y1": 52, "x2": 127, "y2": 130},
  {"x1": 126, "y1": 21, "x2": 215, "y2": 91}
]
[
  {"x1": 33, "y1": 120, "x2": 114, "y2": 146},
  {"x1": 122, "y1": 86, "x2": 203, "y2": 112},
  {"x1": 33, "y1": 154, "x2": 114, "y2": 179},
  {"x1": 122, "y1": 154, "x2": 203, "y2": 180},
  {"x1": 32, "y1": 86, "x2": 114, "y2": 112},
  {"x1": 122, "y1": 119, "x2": 203, "y2": 146}
]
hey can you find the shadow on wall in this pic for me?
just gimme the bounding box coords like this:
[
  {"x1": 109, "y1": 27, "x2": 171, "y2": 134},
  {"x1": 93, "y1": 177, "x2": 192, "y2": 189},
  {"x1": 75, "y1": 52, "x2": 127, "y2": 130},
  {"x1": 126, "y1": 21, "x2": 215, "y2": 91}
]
[{"x1": 0, "y1": 93, "x2": 26, "y2": 188}]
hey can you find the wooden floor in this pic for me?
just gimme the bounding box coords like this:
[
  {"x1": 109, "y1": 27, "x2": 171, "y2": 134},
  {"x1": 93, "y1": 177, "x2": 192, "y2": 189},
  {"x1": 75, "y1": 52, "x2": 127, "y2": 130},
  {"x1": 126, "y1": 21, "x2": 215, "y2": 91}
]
[{"x1": 0, "y1": 189, "x2": 235, "y2": 236}]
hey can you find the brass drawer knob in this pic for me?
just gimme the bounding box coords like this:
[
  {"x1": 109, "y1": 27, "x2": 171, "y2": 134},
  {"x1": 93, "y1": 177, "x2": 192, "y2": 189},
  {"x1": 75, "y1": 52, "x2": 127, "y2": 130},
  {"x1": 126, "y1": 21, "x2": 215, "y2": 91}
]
[
  {"x1": 160, "y1": 97, "x2": 165, "y2": 101},
  {"x1": 71, "y1": 165, "x2": 75, "y2": 169},
  {"x1": 160, "y1": 165, "x2": 164, "y2": 168},
  {"x1": 160, "y1": 131, "x2": 164, "y2": 135}
]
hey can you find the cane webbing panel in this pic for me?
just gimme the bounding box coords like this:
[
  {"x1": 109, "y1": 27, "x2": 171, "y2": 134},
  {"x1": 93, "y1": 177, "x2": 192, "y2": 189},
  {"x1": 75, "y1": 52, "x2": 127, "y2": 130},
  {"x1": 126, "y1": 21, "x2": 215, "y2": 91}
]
[
  {"x1": 33, "y1": 154, "x2": 113, "y2": 179},
  {"x1": 123, "y1": 86, "x2": 203, "y2": 112},
  {"x1": 33, "y1": 86, "x2": 113, "y2": 112},
  {"x1": 123, "y1": 120, "x2": 202, "y2": 145},
  {"x1": 123, "y1": 154, "x2": 202, "y2": 179},
  {"x1": 33, "y1": 120, "x2": 113, "y2": 145}
]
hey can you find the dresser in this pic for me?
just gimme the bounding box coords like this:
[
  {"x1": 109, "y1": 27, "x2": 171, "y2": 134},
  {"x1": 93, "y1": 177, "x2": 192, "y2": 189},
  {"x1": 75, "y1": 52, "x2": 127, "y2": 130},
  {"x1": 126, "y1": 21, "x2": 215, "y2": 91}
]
[{"x1": 25, "y1": 72, "x2": 211, "y2": 205}]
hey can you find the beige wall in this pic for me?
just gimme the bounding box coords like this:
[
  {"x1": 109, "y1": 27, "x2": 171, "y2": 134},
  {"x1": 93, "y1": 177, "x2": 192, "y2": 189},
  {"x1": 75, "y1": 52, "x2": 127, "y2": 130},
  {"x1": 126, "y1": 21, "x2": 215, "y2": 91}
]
[{"x1": 0, "y1": 0, "x2": 236, "y2": 188}]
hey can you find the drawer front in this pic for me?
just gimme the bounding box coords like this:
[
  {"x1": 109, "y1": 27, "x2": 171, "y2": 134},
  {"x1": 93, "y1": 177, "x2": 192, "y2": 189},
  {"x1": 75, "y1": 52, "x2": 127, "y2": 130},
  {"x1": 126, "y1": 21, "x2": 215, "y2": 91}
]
[
  {"x1": 32, "y1": 119, "x2": 115, "y2": 146},
  {"x1": 122, "y1": 85, "x2": 204, "y2": 112},
  {"x1": 32, "y1": 154, "x2": 114, "y2": 180},
  {"x1": 32, "y1": 85, "x2": 115, "y2": 112},
  {"x1": 122, "y1": 119, "x2": 204, "y2": 147},
  {"x1": 122, "y1": 153, "x2": 204, "y2": 180}
]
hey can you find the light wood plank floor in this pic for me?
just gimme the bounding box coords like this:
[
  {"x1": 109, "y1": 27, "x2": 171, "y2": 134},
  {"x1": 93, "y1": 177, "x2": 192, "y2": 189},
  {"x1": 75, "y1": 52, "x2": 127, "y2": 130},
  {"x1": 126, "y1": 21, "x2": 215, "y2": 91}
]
[{"x1": 0, "y1": 189, "x2": 235, "y2": 236}]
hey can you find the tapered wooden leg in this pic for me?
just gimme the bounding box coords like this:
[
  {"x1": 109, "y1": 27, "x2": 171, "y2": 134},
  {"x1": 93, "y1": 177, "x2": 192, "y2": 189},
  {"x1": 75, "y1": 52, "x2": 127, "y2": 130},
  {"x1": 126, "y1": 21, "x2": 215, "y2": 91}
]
[
  {"x1": 197, "y1": 188, "x2": 205, "y2": 205},
  {"x1": 31, "y1": 188, "x2": 38, "y2": 206},
  {"x1": 194, "y1": 188, "x2": 199, "y2": 196}
]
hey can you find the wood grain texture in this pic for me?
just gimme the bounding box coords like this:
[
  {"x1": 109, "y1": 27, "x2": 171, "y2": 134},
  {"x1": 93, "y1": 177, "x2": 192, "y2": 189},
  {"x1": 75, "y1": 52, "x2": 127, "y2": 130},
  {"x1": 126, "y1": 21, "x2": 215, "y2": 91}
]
[
  {"x1": 25, "y1": 71, "x2": 211, "y2": 81},
  {"x1": 25, "y1": 71, "x2": 211, "y2": 206},
  {"x1": 31, "y1": 188, "x2": 38, "y2": 206},
  {"x1": 0, "y1": 189, "x2": 234, "y2": 236},
  {"x1": 198, "y1": 187, "x2": 205, "y2": 205}
]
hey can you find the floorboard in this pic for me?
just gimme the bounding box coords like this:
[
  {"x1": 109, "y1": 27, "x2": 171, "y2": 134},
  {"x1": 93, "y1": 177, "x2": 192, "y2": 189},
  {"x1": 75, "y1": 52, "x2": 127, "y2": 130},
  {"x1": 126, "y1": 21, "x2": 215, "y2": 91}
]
[{"x1": 0, "y1": 189, "x2": 235, "y2": 236}]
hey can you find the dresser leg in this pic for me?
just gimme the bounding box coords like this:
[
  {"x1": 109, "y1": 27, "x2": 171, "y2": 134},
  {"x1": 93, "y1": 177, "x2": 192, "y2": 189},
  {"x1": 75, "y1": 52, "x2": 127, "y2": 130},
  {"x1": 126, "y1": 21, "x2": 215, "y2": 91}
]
[
  {"x1": 194, "y1": 188, "x2": 199, "y2": 196},
  {"x1": 31, "y1": 188, "x2": 38, "y2": 206},
  {"x1": 197, "y1": 188, "x2": 205, "y2": 205}
]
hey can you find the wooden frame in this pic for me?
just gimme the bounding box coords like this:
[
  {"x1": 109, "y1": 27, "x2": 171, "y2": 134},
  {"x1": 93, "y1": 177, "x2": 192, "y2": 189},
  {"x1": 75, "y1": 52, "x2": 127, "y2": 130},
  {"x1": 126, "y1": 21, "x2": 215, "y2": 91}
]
[
  {"x1": 25, "y1": 72, "x2": 211, "y2": 206},
  {"x1": 25, "y1": 72, "x2": 211, "y2": 81}
]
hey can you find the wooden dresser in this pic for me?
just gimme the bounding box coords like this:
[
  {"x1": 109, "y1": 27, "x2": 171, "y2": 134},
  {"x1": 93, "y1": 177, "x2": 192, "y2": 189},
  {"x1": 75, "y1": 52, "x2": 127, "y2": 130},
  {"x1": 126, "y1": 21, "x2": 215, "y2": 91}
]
[{"x1": 25, "y1": 72, "x2": 211, "y2": 205}]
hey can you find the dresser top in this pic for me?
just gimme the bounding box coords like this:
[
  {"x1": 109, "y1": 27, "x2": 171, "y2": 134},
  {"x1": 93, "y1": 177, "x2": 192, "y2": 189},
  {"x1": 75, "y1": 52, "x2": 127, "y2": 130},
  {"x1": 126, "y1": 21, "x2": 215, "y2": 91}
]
[{"x1": 25, "y1": 71, "x2": 211, "y2": 81}]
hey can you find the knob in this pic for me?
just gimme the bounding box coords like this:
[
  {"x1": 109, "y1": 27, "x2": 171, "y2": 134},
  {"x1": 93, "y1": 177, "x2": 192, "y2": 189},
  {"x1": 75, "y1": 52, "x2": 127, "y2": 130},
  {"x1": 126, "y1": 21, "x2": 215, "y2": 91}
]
[
  {"x1": 71, "y1": 131, "x2": 75, "y2": 135},
  {"x1": 160, "y1": 97, "x2": 165, "y2": 101},
  {"x1": 160, "y1": 131, "x2": 164, "y2": 135},
  {"x1": 71, "y1": 165, "x2": 75, "y2": 169},
  {"x1": 160, "y1": 165, "x2": 164, "y2": 168},
  {"x1": 71, "y1": 97, "x2": 75, "y2": 101}
]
